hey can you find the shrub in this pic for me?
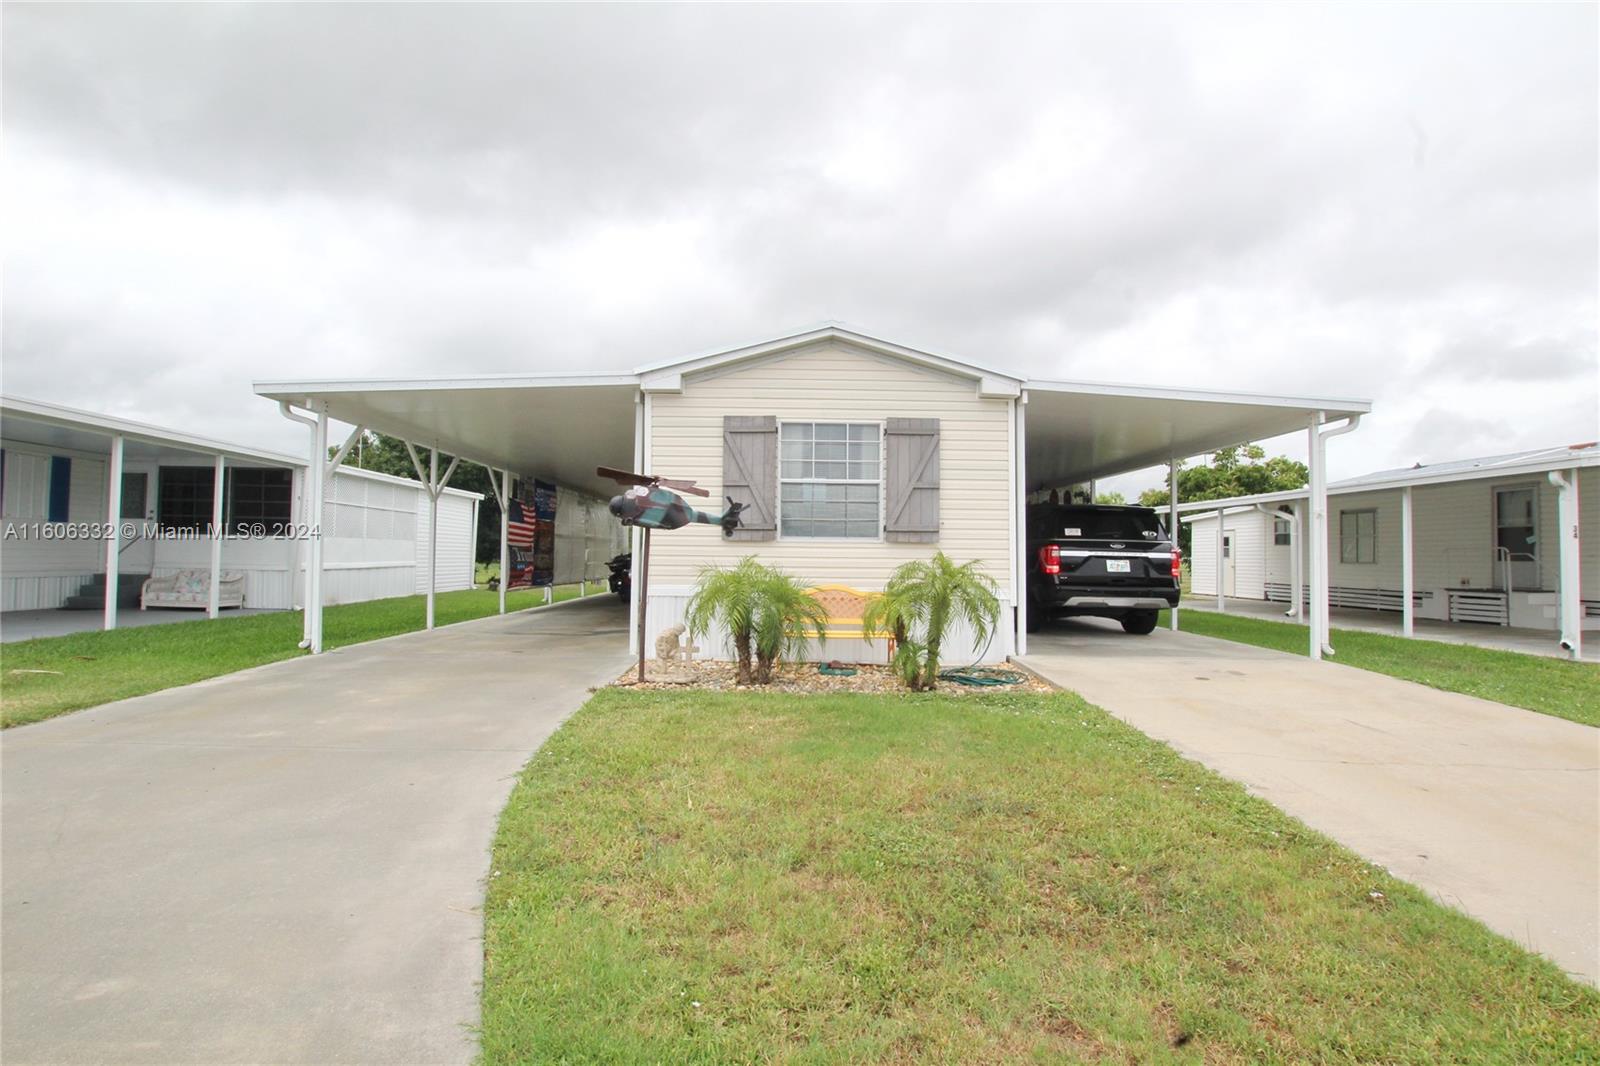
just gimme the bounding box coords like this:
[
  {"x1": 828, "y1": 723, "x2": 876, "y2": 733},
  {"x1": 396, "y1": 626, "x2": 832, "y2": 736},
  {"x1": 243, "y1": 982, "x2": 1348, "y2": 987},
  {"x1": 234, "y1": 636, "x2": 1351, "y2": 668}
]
[{"x1": 864, "y1": 553, "x2": 999, "y2": 690}]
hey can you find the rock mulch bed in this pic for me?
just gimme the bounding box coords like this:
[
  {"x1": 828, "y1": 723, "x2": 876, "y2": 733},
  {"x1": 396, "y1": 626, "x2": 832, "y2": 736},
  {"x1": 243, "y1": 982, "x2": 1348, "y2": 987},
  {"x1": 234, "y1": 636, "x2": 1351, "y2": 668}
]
[{"x1": 611, "y1": 658, "x2": 1057, "y2": 696}]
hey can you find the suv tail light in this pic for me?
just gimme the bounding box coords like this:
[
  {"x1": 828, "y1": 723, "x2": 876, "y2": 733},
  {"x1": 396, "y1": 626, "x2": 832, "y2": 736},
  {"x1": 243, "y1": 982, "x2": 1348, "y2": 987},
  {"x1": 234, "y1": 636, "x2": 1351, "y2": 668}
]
[
  {"x1": 1170, "y1": 550, "x2": 1182, "y2": 578},
  {"x1": 1039, "y1": 544, "x2": 1061, "y2": 575}
]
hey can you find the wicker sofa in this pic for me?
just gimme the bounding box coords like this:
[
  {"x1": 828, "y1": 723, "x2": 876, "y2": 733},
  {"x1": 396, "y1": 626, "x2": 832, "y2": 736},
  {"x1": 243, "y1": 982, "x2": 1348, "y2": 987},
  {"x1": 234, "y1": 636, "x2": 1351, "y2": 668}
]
[{"x1": 140, "y1": 570, "x2": 246, "y2": 610}]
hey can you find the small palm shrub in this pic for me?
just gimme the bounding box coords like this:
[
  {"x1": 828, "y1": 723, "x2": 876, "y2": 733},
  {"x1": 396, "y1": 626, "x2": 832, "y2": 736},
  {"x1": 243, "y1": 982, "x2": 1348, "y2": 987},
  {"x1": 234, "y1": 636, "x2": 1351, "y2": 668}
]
[
  {"x1": 864, "y1": 552, "x2": 999, "y2": 690},
  {"x1": 752, "y1": 568, "x2": 829, "y2": 684},
  {"x1": 685, "y1": 557, "x2": 827, "y2": 685},
  {"x1": 684, "y1": 557, "x2": 766, "y2": 684}
]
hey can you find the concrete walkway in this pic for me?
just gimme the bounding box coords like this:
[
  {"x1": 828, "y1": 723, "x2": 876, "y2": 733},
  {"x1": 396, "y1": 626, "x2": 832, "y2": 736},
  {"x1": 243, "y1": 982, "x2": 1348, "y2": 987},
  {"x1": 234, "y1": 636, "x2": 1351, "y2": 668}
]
[
  {"x1": 1190, "y1": 596, "x2": 1597, "y2": 662},
  {"x1": 1020, "y1": 619, "x2": 1600, "y2": 985},
  {"x1": 2, "y1": 596, "x2": 631, "y2": 1065},
  {"x1": 1, "y1": 606, "x2": 280, "y2": 643}
]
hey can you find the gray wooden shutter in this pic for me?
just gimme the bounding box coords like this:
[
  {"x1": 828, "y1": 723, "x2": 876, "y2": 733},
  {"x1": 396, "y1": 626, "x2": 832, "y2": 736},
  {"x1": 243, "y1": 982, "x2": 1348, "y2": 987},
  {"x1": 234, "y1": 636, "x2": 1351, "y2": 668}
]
[
  {"x1": 884, "y1": 418, "x2": 939, "y2": 542},
  {"x1": 722, "y1": 415, "x2": 777, "y2": 541}
]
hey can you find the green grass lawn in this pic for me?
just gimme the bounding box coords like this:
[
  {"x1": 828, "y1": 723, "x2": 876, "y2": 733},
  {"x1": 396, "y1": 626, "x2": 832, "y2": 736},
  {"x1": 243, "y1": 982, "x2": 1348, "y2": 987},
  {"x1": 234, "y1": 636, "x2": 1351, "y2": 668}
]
[
  {"x1": 483, "y1": 688, "x2": 1600, "y2": 1064},
  {"x1": 1161, "y1": 609, "x2": 1599, "y2": 728},
  {"x1": 0, "y1": 584, "x2": 604, "y2": 728}
]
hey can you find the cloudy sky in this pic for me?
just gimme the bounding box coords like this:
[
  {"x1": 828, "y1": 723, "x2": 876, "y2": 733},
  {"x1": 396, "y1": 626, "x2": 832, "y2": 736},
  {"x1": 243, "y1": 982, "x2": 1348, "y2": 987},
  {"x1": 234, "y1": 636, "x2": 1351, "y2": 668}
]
[{"x1": 3, "y1": 3, "x2": 1595, "y2": 497}]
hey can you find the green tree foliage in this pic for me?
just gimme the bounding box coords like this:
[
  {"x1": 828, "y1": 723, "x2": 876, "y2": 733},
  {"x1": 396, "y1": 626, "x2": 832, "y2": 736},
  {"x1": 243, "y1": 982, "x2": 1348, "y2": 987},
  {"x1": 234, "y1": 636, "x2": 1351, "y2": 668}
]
[
  {"x1": 685, "y1": 558, "x2": 825, "y2": 685},
  {"x1": 1093, "y1": 490, "x2": 1126, "y2": 505},
  {"x1": 1137, "y1": 445, "x2": 1308, "y2": 555},
  {"x1": 334, "y1": 431, "x2": 506, "y2": 564},
  {"x1": 863, "y1": 552, "x2": 1000, "y2": 691}
]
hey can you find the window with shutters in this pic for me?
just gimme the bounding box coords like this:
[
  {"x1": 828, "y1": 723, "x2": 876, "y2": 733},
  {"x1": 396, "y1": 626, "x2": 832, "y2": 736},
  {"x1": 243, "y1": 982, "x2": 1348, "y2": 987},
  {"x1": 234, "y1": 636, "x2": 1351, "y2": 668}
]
[{"x1": 778, "y1": 421, "x2": 882, "y2": 538}]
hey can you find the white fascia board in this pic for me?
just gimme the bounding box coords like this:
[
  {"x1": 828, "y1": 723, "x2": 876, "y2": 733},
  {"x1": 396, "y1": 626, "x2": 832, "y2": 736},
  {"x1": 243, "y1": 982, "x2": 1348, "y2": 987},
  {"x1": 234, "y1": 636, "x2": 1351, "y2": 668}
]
[
  {"x1": 253, "y1": 371, "x2": 639, "y2": 398},
  {"x1": 334, "y1": 464, "x2": 484, "y2": 501},
  {"x1": 638, "y1": 371, "x2": 683, "y2": 393},
  {"x1": 1174, "y1": 489, "x2": 1306, "y2": 514},
  {"x1": 631, "y1": 323, "x2": 1025, "y2": 387},
  {"x1": 1, "y1": 394, "x2": 302, "y2": 467},
  {"x1": 1332, "y1": 453, "x2": 1600, "y2": 493},
  {"x1": 1025, "y1": 377, "x2": 1372, "y2": 414},
  {"x1": 979, "y1": 375, "x2": 1022, "y2": 398}
]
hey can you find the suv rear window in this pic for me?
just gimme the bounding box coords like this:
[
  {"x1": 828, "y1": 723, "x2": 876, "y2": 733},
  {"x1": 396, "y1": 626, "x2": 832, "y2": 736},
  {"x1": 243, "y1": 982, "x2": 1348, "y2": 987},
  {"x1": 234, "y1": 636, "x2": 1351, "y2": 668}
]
[{"x1": 1032, "y1": 506, "x2": 1165, "y2": 541}]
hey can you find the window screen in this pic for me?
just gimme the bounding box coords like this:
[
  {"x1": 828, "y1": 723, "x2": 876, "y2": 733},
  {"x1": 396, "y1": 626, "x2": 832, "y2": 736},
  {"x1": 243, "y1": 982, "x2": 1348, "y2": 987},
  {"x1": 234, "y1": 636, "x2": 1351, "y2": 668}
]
[{"x1": 1339, "y1": 509, "x2": 1376, "y2": 564}]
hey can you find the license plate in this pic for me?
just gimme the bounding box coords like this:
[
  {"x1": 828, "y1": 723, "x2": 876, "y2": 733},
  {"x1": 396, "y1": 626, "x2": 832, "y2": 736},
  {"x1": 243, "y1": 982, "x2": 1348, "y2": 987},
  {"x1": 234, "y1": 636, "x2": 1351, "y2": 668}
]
[{"x1": 1106, "y1": 559, "x2": 1131, "y2": 573}]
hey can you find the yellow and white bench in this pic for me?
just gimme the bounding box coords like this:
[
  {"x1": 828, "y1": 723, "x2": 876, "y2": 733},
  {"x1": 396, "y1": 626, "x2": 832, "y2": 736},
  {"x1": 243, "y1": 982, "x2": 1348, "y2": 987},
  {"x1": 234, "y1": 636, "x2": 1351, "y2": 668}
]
[{"x1": 807, "y1": 584, "x2": 897, "y2": 657}]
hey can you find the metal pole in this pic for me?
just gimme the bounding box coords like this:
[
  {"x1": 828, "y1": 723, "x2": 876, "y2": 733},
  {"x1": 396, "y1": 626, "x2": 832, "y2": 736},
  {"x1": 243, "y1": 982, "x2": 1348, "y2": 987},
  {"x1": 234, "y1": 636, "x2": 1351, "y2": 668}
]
[
  {"x1": 1549, "y1": 469, "x2": 1582, "y2": 660},
  {"x1": 1401, "y1": 486, "x2": 1414, "y2": 638},
  {"x1": 1168, "y1": 456, "x2": 1180, "y2": 630},
  {"x1": 1289, "y1": 501, "x2": 1304, "y2": 619},
  {"x1": 499, "y1": 469, "x2": 510, "y2": 615},
  {"x1": 427, "y1": 448, "x2": 438, "y2": 630},
  {"x1": 310, "y1": 410, "x2": 328, "y2": 653},
  {"x1": 104, "y1": 435, "x2": 124, "y2": 631},
  {"x1": 1014, "y1": 393, "x2": 1028, "y2": 655},
  {"x1": 208, "y1": 454, "x2": 225, "y2": 618},
  {"x1": 1215, "y1": 507, "x2": 1225, "y2": 612},
  {"x1": 630, "y1": 524, "x2": 643, "y2": 681},
  {"x1": 1307, "y1": 415, "x2": 1325, "y2": 660}
]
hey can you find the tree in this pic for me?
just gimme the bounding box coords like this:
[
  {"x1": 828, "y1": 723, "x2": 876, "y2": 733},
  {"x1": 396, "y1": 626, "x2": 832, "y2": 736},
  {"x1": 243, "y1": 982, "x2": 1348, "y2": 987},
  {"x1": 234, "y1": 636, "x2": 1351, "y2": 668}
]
[
  {"x1": 1137, "y1": 445, "x2": 1308, "y2": 554},
  {"x1": 1094, "y1": 490, "x2": 1125, "y2": 505},
  {"x1": 685, "y1": 558, "x2": 766, "y2": 684},
  {"x1": 334, "y1": 431, "x2": 505, "y2": 564},
  {"x1": 864, "y1": 552, "x2": 999, "y2": 691},
  {"x1": 751, "y1": 567, "x2": 828, "y2": 684}
]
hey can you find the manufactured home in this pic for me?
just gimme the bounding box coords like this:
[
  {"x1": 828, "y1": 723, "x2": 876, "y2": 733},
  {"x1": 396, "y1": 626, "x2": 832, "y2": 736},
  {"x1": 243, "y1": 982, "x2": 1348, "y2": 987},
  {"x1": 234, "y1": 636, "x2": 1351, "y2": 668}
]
[
  {"x1": 1183, "y1": 444, "x2": 1596, "y2": 651},
  {"x1": 255, "y1": 324, "x2": 1374, "y2": 662},
  {"x1": 0, "y1": 396, "x2": 482, "y2": 625}
]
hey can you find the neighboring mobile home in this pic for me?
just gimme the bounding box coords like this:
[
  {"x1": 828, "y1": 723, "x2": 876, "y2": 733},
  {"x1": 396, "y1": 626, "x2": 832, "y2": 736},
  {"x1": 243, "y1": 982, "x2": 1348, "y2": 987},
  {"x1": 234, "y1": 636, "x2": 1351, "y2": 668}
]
[
  {"x1": 0, "y1": 396, "x2": 482, "y2": 618},
  {"x1": 1183, "y1": 444, "x2": 1597, "y2": 645}
]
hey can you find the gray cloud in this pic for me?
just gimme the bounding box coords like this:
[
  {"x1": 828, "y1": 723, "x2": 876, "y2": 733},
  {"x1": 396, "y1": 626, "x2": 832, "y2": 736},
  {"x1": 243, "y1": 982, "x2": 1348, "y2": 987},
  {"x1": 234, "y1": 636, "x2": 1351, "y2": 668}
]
[{"x1": 3, "y1": 3, "x2": 1596, "y2": 486}]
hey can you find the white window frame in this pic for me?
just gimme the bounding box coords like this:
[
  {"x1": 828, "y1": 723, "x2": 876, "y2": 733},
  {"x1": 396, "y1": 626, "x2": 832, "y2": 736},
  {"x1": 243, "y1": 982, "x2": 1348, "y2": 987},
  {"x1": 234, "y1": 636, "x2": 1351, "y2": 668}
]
[
  {"x1": 1338, "y1": 508, "x2": 1377, "y2": 565},
  {"x1": 776, "y1": 419, "x2": 885, "y2": 542},
  {"x1": 1490, "y1": 481, "x2": 1540, "y2": 573},
  {"x1": 1273, "y1": 518, "x2": 1291, "y2": 546}
]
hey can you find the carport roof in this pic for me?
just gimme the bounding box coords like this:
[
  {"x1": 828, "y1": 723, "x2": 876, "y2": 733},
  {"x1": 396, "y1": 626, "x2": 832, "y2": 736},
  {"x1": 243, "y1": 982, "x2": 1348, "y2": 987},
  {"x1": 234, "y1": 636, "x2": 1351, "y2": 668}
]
[{"x1": 254, "y1": 324, "x2": 1371, "y2": 496}]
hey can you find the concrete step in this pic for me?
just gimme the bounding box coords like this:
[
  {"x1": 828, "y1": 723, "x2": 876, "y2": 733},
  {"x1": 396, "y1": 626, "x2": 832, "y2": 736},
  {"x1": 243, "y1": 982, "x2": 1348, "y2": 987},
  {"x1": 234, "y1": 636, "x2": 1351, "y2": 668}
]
[{"x1": 61, "y1": 574, "x2": 149, "y2": 610}]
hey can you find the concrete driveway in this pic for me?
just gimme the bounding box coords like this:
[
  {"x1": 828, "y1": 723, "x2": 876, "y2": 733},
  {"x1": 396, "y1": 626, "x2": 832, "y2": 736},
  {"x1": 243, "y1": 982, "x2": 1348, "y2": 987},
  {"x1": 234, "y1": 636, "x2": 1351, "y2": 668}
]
[
  {"x1": 1021, "y1": 619, "x2": 1600, "y2": 985},
  {"x1": 2, "y1": 595, "x2": 630, "y2": 1065}
]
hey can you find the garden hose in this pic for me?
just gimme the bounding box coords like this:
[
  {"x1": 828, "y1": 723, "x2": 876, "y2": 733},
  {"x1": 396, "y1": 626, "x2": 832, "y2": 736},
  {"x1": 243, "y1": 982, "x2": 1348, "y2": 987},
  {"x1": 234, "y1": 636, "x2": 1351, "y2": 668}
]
[{"x1": 937, "y1": 666, "x2": 1026, "y2": 687}]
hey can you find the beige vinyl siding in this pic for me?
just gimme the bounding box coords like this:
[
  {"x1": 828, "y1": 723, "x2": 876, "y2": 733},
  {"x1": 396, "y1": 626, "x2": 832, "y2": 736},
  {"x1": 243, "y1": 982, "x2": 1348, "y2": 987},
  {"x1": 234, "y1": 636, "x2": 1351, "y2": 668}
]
[{"x1": 647, "y1": 342, "x2": 1013, "y2": 594}]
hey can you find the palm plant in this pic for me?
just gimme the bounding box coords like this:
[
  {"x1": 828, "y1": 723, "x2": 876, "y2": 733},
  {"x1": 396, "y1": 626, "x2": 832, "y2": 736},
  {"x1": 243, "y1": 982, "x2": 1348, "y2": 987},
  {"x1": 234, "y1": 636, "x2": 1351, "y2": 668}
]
[
  {"x1": 865, "y1": 553, "x2": 999, "y2": 690},
  {"x1": 751, "y1": 567, "x2": 829, "y2": 684},
  {"x1": 684, "y1": 557, "x2": 767, "y2": 684}
]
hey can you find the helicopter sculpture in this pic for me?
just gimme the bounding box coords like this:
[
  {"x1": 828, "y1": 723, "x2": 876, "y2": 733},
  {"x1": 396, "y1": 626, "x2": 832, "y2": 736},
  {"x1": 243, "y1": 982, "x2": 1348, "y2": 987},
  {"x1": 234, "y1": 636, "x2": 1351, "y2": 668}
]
[
  {"x1": 597, "y1": 466, "x2": 745, "y2": 536},
  {"x1": 597, "y1": 466, "x2": 745, "y2": 683}
]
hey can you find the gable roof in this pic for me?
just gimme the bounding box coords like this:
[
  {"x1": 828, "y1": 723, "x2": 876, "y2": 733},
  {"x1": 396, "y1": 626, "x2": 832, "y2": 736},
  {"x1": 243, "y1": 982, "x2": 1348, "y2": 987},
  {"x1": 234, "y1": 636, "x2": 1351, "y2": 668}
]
[{"x1": 633, "y1": 322, "x2": 1024, "y2": 396}]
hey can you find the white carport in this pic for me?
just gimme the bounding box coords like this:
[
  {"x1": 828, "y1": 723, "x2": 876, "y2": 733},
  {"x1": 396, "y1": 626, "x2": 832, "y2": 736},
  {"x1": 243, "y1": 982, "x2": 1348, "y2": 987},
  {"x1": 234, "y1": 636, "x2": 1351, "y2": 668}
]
[
  {"x1": 256, "y1": 374, "x2": 639, "y2": 652},
  {"x1": 1019, "y1": 380, "x2": 1369, "y2": 659},
  {"x1": 256, "y1": 325, "x2": 1371, "y2": 662}
]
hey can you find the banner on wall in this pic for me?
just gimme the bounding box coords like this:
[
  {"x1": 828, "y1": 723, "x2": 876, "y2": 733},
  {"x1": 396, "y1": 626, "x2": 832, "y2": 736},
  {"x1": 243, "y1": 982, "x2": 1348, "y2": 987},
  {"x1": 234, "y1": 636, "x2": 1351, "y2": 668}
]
[{"x1": 506, "y1": 480, "x2": 558, "y2": 589}]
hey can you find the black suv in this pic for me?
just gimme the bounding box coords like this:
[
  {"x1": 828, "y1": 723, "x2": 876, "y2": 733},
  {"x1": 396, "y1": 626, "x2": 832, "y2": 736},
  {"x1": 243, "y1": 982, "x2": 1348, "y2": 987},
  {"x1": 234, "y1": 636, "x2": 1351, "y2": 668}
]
[{"x1": 1026, "y1": 503, "x2": 1181, "y2": 634}]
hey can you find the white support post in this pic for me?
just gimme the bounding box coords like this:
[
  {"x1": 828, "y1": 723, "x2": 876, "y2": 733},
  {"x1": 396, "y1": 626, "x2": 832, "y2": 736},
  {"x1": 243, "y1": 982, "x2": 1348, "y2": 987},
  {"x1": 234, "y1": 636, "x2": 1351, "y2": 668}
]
[
  {"x1": 207, "y1": 454, "x2": 225, "y2": 618},
  {"x1": 310, "y1": 409, "x2": 328, "y2": 653},
  {"x1": 1308, "y1": 416, "x2": 1326, "y2": 660},
  {"x1": 103, "y1": 434, "x2": 125, "y2": 631},
  {"x1": 1401, "y1": 485, "x2": 1415, "y2": 638},
  {"x1": 1014, "y1": 392, "x2": 1028, "y2": 656},
  {"x1": 1215, "y1": 507, "x2": 1226, "y2": 611},
  {"x1": 498, "y1": 469, "x2": 510, "y2": 615},
  {"x1": 1289, "y1": 502, "x2": 1304, "y2": 620},
  {"x1": 1168, "y1": 456, "x2": 1180, "y2": 631},
  {"x1": 427, "y1": 448, "x2": 439, "y2": 630},
  {"x1": 1549, "y1": 469, "x2": 1582, "y2": 661}
]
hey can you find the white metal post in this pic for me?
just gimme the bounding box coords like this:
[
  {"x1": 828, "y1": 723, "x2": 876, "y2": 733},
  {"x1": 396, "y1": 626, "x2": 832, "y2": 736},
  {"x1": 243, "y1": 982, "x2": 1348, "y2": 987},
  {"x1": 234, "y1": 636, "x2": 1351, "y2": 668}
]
[
  {"x1": 427, "y1": 448, "x2": 439, "y2": 630},
  {"x1": 208, "y1": 454, "x2": 225, "y2": 618},
  {"x1": 1014, "y1": 393, "x2": 1028, "y2": 656},
  {"x1": 499, "y1": 468, "x2": 511, "y2": 615},
  {"x1": 1168, "y1": 457, "x2": 1179, "y2": 630},
  {"x1": 309, "y1": 409, "x2": 328, "y2": 653},
  {"x1": 1549, "y1": 469, "x2": 1582, "y2": 661},
  {"x1": 1214, "y1": 507, "x2": 1225, "y2": 611},
  {"x1": 1308, "y1": 415, "x2": 1326, "y2": 660},
  {"x1": 1401, "y1": 485, "x2": 1415, "y2": 638},
  {"x1": 1289, "y1": 502, "x2": 1304, "y2": 619},
  {"x1": 103, "y1": 434, "x2": 125, "y2": 631}
]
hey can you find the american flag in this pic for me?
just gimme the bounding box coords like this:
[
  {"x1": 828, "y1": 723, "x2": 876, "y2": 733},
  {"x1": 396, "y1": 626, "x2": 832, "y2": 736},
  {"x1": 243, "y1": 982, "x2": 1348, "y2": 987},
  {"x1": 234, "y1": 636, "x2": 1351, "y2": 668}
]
[{"x1": 506, "y1": 497, "x2": 538, "y2": 588}]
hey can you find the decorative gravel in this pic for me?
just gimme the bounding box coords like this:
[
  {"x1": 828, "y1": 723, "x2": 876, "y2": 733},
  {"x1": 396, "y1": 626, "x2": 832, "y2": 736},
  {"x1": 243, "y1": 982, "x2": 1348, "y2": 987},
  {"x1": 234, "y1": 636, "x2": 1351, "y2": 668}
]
[{"x1": 610, "y1": 658, "x2": 1056, "y2": 696}]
